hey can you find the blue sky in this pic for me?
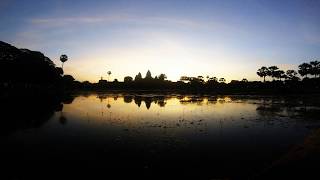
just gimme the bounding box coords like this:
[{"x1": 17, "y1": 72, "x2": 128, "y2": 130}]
[{"x1": 1, "y1": 0, "x2": 319, "y2": 82}]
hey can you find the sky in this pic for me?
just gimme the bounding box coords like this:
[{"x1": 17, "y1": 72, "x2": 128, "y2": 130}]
[{"x1": 0, "y1": 0, "x2": 320, "y2": 82}]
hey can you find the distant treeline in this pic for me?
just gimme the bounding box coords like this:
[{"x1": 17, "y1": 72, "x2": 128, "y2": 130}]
[
  {"x1": 1, "y1": 41, "x2": 320, "y2": 94},
  {"x1": 81, "y1": 61, "x2": 320, "y2": 94},
  {"x1": 80, "y1": 69, "x2": 320, "y2": 94}
]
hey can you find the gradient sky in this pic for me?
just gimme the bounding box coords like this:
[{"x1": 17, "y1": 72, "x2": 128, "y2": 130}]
[{"x1": 1, "y1": 0, "x2": 320, "y2": 82}]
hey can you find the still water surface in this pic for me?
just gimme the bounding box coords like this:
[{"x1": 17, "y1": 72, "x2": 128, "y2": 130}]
[{"x1": 1, "y1": 93, "x2": 320, "y2": 178}]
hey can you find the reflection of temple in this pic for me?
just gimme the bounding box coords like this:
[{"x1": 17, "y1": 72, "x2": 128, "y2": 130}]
[
  {"x1": 144, "y1": 97, "x2": 152, "y2": 109},
  {"x1": 122, "y1": 95, "x2": 229, "y2": 109},
  {"x1": 134, "y1": 96, "x2": 142, "y2": 107},
  {"x1": 134, "y1": 96, "x2": 152, "y2": 109},
  {"x1": 123, "y1": 95, "x2": 167, "y2": 109}
]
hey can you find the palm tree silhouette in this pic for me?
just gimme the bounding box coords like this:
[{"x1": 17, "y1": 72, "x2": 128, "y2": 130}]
[
  {"x1": 60, "y1": 54, "x2": 68, "y2": 70},
  {"x1": 310, "y1": 61, "x2": 320, "y2": 78},
  {"x1": 257, "y1": 66, "x2": 269, "y2": 82},
  {"x1": 268, "y1": 66, "x2": 279, "y2": 81},
  {"x1": 286, "y1": 70, "x2": 299, "y2": 81},
  {"x1": 276, "y1": 70, "x2": 285, "y2": 81},
  {"x1": 298, "y1": 63, "x2": 312, "y2": 78},
  {"x1": 107, "y1": 71, "x2": 112, "y2": 81}
]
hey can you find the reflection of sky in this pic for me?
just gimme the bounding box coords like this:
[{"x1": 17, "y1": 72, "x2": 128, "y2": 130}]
[
  {"x1": 1, "y1": 0, "x2": 319, "y2": 82},
  {"x1": 57, "y1": 94, "x2": 313, "y2": 140},
  {"x1": 60, "y1": 95, "x2": 254, "y2": 136}
]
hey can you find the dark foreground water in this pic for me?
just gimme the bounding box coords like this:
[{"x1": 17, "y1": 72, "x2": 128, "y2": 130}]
[{"x1": 1, "y1": 93, "x2": 320, "y2": 179}]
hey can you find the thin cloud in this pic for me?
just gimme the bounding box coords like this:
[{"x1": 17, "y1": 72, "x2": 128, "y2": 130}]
[
  {"x1": 30, "y1": 15, "x2": 130, "y2": 26},
  {"x1": 29, "y1": 14, "x2": 204, "y2": 29}
]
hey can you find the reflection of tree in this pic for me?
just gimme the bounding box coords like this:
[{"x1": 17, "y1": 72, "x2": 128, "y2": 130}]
[
  {"x1": 217, "y1": 99, "x2": 226, "y2": 104},
  {"x1": 97, "y1": 94, "x2": 107, "y2": 102},
  {"x1": 97, "y1": 94, "x2": 114, "y2": 108},
  {"x1": 156, "y1": 99, "x2": 166, "y2": 107},
  {"x1": 62, "y1": 96, "x2": 74, "y2": 104},
  {"x1": 256, "y1": 98, "x2": 283, "y2": 117},
  {"x1": 176, "y1": 95, "x2": 185, "y2": 100},
  {"x1": 55, "y1": 103, "x2": 63, "y2": 112},
  {"x1": 207, "y1": 96, "x2": 217, "y2": 102},
  {"x1": 256, "y1": 105, "x2": 283, "y2": 117},
  {"x1": 204, "y1": 96, "x2": 218, "y2": 105},
  {"x1": 59, "y1": 115, "x2": 67, "y2": 125},
  {"x1": 0, "y1": 94, "x2": 74, "y2": 135},
  {"x1": 299, "y1": 108, "x2": 320, "y2": 120},
  {"x1": 255, "y1": 98, "x2": 320, "y2": 120},
  {"x1": 180, "y1": 96, "x2": 204, "y2": 105}
]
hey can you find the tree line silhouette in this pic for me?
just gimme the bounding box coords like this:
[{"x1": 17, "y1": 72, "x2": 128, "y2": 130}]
[
  {"x1": 1, "y1": 41, "x2": 320, "y2": 94},
  {"x1": 0, "y1": 41, "x2": 77, "y2": 93},
  {"x1": 87, "y1": 63, "x2": 320, "y2": 93},
  {"x1": 257, "y1": 61, "x2": 320, "y2": 82}
]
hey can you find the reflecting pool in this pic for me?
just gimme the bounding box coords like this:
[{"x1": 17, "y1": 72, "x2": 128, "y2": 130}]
[{"x1": 1, "y1": 93, "x2": 320, "y2": 179}]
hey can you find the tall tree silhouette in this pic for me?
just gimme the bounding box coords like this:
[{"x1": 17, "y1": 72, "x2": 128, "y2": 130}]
[
  {"x1": 124, "y1": 76, "x2": 133, "y2": 82},
  {"x1": 286, "y1": 70, "x2": 299, "y2": 81},
  {"x1": 298, "y1": 63, "x2": 312, "y2": 78},
  {"x1": 60, "y1": 54, "x2": 68, "y2": 70},
  {"x1": 275, "y1": 70, "x2": 285, "y2": 81},
  {"x1": 107, "y1": 71, "x2": 112, "y2": 81},
  {"x1": 268, "y1": 66, "x2": 279, "y2": 80},
  {"x1": 257, "y1": 66, "x2": 269, "y2": 82},
  {"x1": 158, "y1": 74, "x2": 167, "y2": 81},
  {"x1": 310, "y1": 60, "x2": 320, "y2": 78}
]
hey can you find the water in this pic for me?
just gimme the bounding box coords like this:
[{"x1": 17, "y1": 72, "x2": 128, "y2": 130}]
[{"x1": 1, "y1": 93, "x2": 320, "y2": 179}]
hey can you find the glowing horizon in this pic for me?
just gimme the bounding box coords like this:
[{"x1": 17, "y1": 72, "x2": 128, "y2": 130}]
[{"x1": 1, "y1": 0, "x2": 319, "y2": 83}]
